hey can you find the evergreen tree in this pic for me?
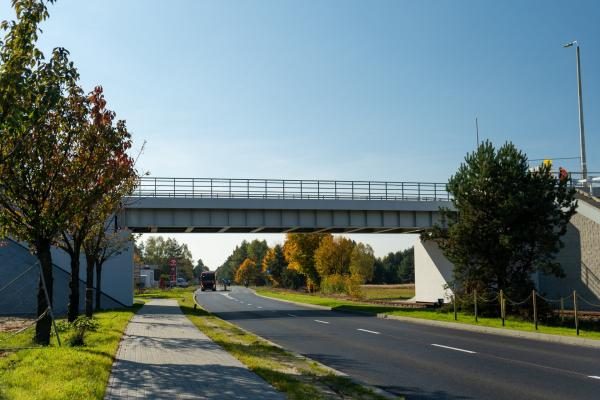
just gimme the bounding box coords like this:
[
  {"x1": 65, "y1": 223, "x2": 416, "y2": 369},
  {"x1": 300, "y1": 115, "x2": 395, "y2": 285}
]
[{"x1": 426, "y1": 141, "x2": 577, "y2": 299}]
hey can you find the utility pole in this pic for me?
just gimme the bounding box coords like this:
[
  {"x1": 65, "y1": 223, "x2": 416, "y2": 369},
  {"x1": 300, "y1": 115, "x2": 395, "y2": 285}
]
[
  {"x1": 475, "y1": 117, "x2": 480, "y2": 148},
  {"x1": 563, "y1": 41, "x2": 588, "y2": 187}
]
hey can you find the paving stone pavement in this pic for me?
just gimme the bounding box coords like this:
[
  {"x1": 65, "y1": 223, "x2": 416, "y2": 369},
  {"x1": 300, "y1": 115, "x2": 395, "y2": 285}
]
[{"x1": 104, "y1": 299, "x2": 285, "y2": 400}]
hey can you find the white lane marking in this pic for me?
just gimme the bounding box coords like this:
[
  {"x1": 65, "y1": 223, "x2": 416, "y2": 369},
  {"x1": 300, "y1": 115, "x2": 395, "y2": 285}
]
[
  {"x1": 257, "y1": 306, "x2": 263, "y2": 309},
  {"x1": 314, "y1": 320, "x2": 330, "y2": 324},
  {"x1": 247, "y1": 303, "x2": 252, "y2": 306},
  {"x1": 287, "y1": 313, "x2": 298, "y2": 317},
  {"x1": 589, "y1": 375, "x2": 600, "y2": 380},
  {"x1": 357, "y1": 328, "x2": 380, "y2": 335},
  {"x1": 431, "y1": 344, "x2": 476, "y2": 354}
]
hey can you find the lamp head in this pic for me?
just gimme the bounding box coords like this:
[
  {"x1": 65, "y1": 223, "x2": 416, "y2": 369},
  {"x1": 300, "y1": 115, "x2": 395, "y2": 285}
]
[{"x1": 563, "y1": 41, "x2": 577, "y2": 48}]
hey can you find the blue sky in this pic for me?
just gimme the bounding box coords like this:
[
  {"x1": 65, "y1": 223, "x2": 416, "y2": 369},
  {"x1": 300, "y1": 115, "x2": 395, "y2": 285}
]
[{"x1": 2, "y1": 0, "x2": 599, "y2": 267}]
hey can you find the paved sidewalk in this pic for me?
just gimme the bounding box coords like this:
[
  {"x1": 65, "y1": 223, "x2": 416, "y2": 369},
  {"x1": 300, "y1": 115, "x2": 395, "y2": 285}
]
[{"x1": 104, "y1": 299, "x2": 284, "y2": 399}]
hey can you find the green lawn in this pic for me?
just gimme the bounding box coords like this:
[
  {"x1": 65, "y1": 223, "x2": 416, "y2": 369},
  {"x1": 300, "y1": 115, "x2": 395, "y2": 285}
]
[
  {"x1": 135, "y1": 285, "x2": 200, "y2": 299},
  {"x1": 256, "y1": 288, "x2": 600, "y2": 340},
  {"x1": 0, "y1": 305, "x2": 141, "y2": 400},
  {"x1": 160, "y1": 289, "x2": 396, "y2": 400}
]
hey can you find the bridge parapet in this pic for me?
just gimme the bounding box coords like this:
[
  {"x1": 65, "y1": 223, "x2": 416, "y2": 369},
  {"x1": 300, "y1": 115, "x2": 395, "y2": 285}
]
[{"x1": 133, "y1": 177, "x2": 451, "y2": 202}]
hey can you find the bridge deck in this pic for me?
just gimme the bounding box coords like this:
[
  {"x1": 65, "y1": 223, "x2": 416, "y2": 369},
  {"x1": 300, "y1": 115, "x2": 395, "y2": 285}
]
[{"x1": 121, "y1": 177, "x2": 452, "y2": 234}]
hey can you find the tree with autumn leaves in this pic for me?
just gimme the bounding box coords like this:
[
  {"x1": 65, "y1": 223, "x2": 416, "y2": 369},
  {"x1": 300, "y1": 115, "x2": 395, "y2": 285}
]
[
  {"x1": 0, "y1": 0, "x2": 138, "y2": 343},
  {"x1": 235, "y1": 259, "x2": 261, "y2": 286}
]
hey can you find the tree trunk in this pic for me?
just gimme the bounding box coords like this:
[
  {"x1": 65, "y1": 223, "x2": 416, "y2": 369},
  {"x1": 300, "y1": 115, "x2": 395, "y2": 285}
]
[
  {"x1": 85, "y1": 253, "x2": 95, "y2": 317},
  {"x1": 67, "y1": 246, "x2": 81, "y2": 322},
  {"x1": 95, "y1": 262, "x2": 102, "y2": 311},
  {"x1": 34, "y1": 239, "x2": 53, "y2": 345}
]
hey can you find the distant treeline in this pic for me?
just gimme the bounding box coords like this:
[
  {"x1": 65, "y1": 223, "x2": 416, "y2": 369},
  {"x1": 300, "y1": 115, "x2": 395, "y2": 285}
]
[{"x1": 215, "y1": 234, "x2": 414, "y2": 294}]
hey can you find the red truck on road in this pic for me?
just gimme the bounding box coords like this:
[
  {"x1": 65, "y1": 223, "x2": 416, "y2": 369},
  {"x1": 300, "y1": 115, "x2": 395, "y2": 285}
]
[{"x1": 200, "y1": 271, "x2": 217, "y2": 291}]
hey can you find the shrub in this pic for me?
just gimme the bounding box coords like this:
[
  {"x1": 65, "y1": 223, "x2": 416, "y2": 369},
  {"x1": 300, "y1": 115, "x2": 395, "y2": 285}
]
[
  {"x1": 320, "y1": 274, "x2": 346, "y2": 295},
  {"x1": 320, "y1": 274, "x2": 364, "y2": 299},
  {"x1": 68, "y1": 316, "x2": 99, "y2": 346}
]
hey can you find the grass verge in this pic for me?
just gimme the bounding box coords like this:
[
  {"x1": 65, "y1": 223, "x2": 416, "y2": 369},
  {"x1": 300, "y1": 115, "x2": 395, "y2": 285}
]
[
  {"x1": 150, "y1": 289, "x2": 397, "y2": 400},
  {"x1": 255, "y1": 288, "x2": 600, "y2": 340},
  {"x1": 0, "y1": 304, "x2": 141, "y2": 400}
]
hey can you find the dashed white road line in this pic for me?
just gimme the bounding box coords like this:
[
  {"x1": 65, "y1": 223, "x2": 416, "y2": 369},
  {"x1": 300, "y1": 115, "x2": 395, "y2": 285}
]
[
  {"x1": 431, "y1": 344, "x2": 476, "y2": 354},
  {"x1": 589, "y1": 375, "x2": 600, "y2": 380},
  {"x1": 287, "y1": 313, "x2": 298, "y2": 317},
  {"x1": 314, "y1": 320, "x2": 330, "y2": 324},
  {"x1": 247, "y1": 303, "x2": 252, "y2": 306},
  {"x1": 257, "y1": 306, "x2": 263, "y2": 309},
  {"x1": 357, "y1": 328, "x2": 380, "y2": 335}
]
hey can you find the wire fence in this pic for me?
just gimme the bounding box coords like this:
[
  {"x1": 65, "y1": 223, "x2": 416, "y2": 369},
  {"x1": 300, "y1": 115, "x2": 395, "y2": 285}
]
[
  {"x1": 0, "y1": 260, "x2": 61, "y2": 351},
  {"x1": 448, "y1": 288, "x2": 600, "y2": 336}
]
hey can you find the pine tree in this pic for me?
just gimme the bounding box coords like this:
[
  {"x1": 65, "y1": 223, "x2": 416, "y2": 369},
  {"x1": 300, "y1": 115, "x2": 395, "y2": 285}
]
[{"x1": 426, "y1": 141, "x2": 577, "y2": 300}]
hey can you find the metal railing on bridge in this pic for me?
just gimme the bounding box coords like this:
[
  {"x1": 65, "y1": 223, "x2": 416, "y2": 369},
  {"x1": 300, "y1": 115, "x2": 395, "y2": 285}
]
[{"x1": 133, "y1": 177, "x2": 451, "y2": 201}]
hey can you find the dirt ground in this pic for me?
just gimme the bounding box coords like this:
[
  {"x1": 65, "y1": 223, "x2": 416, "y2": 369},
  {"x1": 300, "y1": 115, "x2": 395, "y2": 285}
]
[{"x1": 0, "y1": 317, "x2": 34, "y2": 333}]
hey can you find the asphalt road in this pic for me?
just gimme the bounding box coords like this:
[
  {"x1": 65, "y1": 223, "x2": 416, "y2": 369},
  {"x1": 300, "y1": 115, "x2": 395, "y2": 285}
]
[{"x1": 194, "y1": 286, "x2": 600, "y2": 400}]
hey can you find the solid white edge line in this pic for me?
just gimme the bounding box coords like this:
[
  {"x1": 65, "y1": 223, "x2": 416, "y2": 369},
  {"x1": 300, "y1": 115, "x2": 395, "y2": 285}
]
[
  {"x1": 357, "y1": 328, "x2": 380, "y2": 335},
  {"x1": 431, "y1": 344, "x2": 476, "y2": 354},
  {"x1": 589, "y1": 375, "x2": 600, "y2": 380},
  {"x1": 314, "y1": 320, "x2": 330, "y2": 324}
]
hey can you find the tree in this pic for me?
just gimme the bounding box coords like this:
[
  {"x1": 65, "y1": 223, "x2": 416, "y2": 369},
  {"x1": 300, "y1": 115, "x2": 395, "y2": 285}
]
[
  {"x1": 84, "y1": 222, "x2": 132, "y2": 313},
  {"x1": 397, "y1": 248, "x2": 414, "y2": 283},
  {"x1": 426, "y1": 141, "x2": 577, "y2": 300},
  {"x1": 76, "y1": 86, "x2": 137, "y2": 318},
  {"x1": 216, "y1": 239, "x2": 268, "y2": 282},
  {"x1": 235, "y1": 258, "x2": 260, "y2": 285},
  {"x1": 314, "y1": 236, "x2": 355, "y2": 277},
  {"x1": 0, "y1": 0, "x2": 89, "y2": 344},
  {"x1": 283, "y1": 233, "x2": 329, "y2": 291},
  {"x1": 193, "y1": 258, "x2": 209, "y2": 278},
  {"x1": 349, "y1": 243, "x2": 375, "y2": 283},
  {"x1": 59, "y1": 85, "x2": 136, "y2": 321},
  {"x1": 262, "y1": 245, "x2": 288, "y2": 287},
  {"x1": 137, "y1": 236, "x2": 195, "y2": 281},
  {"x1": 216, "y1": 240, "x2": 248, "y2": 282},
  {"x1": 369, "y1": 248, "x2": 415, "y2": 284}
]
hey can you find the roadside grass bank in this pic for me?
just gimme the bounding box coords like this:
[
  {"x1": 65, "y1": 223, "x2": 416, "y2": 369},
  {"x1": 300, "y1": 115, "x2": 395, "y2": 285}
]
[
  {"x1": 255, "y1": 288, "x2": 600, "y2": 340},
  {"x1": 160, "y1": 289, "x2": 397, "y2": 400},
  {"x1": 0, "y1": 304, "x2": 141, "y2": 400},
  {"x1": 360, "y1": 285, "x2": 414, "y2": 301},
  {"x1": 135, "y1": 285, "x2": 199, "y2": 299}
]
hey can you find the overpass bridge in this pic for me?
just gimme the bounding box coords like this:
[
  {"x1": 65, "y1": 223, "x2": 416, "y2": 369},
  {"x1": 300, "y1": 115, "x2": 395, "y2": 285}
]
[{"x1": 121, "y1": 177, "x2": 452, "y2": 234}]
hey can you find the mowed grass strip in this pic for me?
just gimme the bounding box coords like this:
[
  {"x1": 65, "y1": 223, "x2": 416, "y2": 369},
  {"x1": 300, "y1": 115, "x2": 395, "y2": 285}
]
[
  {"x1": 0, "y1": 304, "x2": 141, "y2": 400},
  {"x1": 170, "y1": 290, "x2": 396, "y2": 400},
  {"x1": 255, "y1": 288, "x2": 600, "y2": 340}
]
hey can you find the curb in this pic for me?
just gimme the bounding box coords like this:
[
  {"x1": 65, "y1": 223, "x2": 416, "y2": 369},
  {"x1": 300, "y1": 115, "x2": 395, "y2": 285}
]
[
  {"x1": 195, "y1": 290, "x2": 399, "y2": 399},
  {"x1": 254, "y1": 290, "x2": 600, "y2": 349}
]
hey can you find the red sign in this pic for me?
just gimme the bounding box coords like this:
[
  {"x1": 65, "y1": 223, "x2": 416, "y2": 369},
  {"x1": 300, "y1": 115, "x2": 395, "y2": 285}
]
[{"x1": 169, "y1": 259, "x2": 177, "y2": 283}]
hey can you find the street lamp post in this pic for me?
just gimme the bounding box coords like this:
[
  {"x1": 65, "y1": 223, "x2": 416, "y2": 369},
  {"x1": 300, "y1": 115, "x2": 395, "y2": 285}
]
[{"x1": 563, "y1": 41, "x2": 588, "y2": 188}]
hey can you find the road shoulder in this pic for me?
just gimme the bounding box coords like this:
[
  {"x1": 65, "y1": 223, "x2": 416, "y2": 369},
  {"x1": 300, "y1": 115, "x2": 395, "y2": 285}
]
[{"x1": 189, "y1": 289, "x2": 399, "y2": 400}]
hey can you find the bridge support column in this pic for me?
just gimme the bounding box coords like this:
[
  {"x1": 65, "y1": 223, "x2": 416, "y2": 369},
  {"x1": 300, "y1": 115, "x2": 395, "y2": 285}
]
[{"x1": 414, "y1": 240, "x2": 454, "y2": 303}]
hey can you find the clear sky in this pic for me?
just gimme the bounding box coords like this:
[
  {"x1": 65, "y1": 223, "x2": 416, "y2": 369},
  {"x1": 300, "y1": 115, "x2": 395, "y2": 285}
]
[{"x1": 2, "y1": 1, "x2": 599, "y2": 268}]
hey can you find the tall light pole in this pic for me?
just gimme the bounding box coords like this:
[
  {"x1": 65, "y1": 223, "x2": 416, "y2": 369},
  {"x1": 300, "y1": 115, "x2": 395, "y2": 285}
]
[{"x1": 563, "y1": 40, "x2": 588, "y2": 185}]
